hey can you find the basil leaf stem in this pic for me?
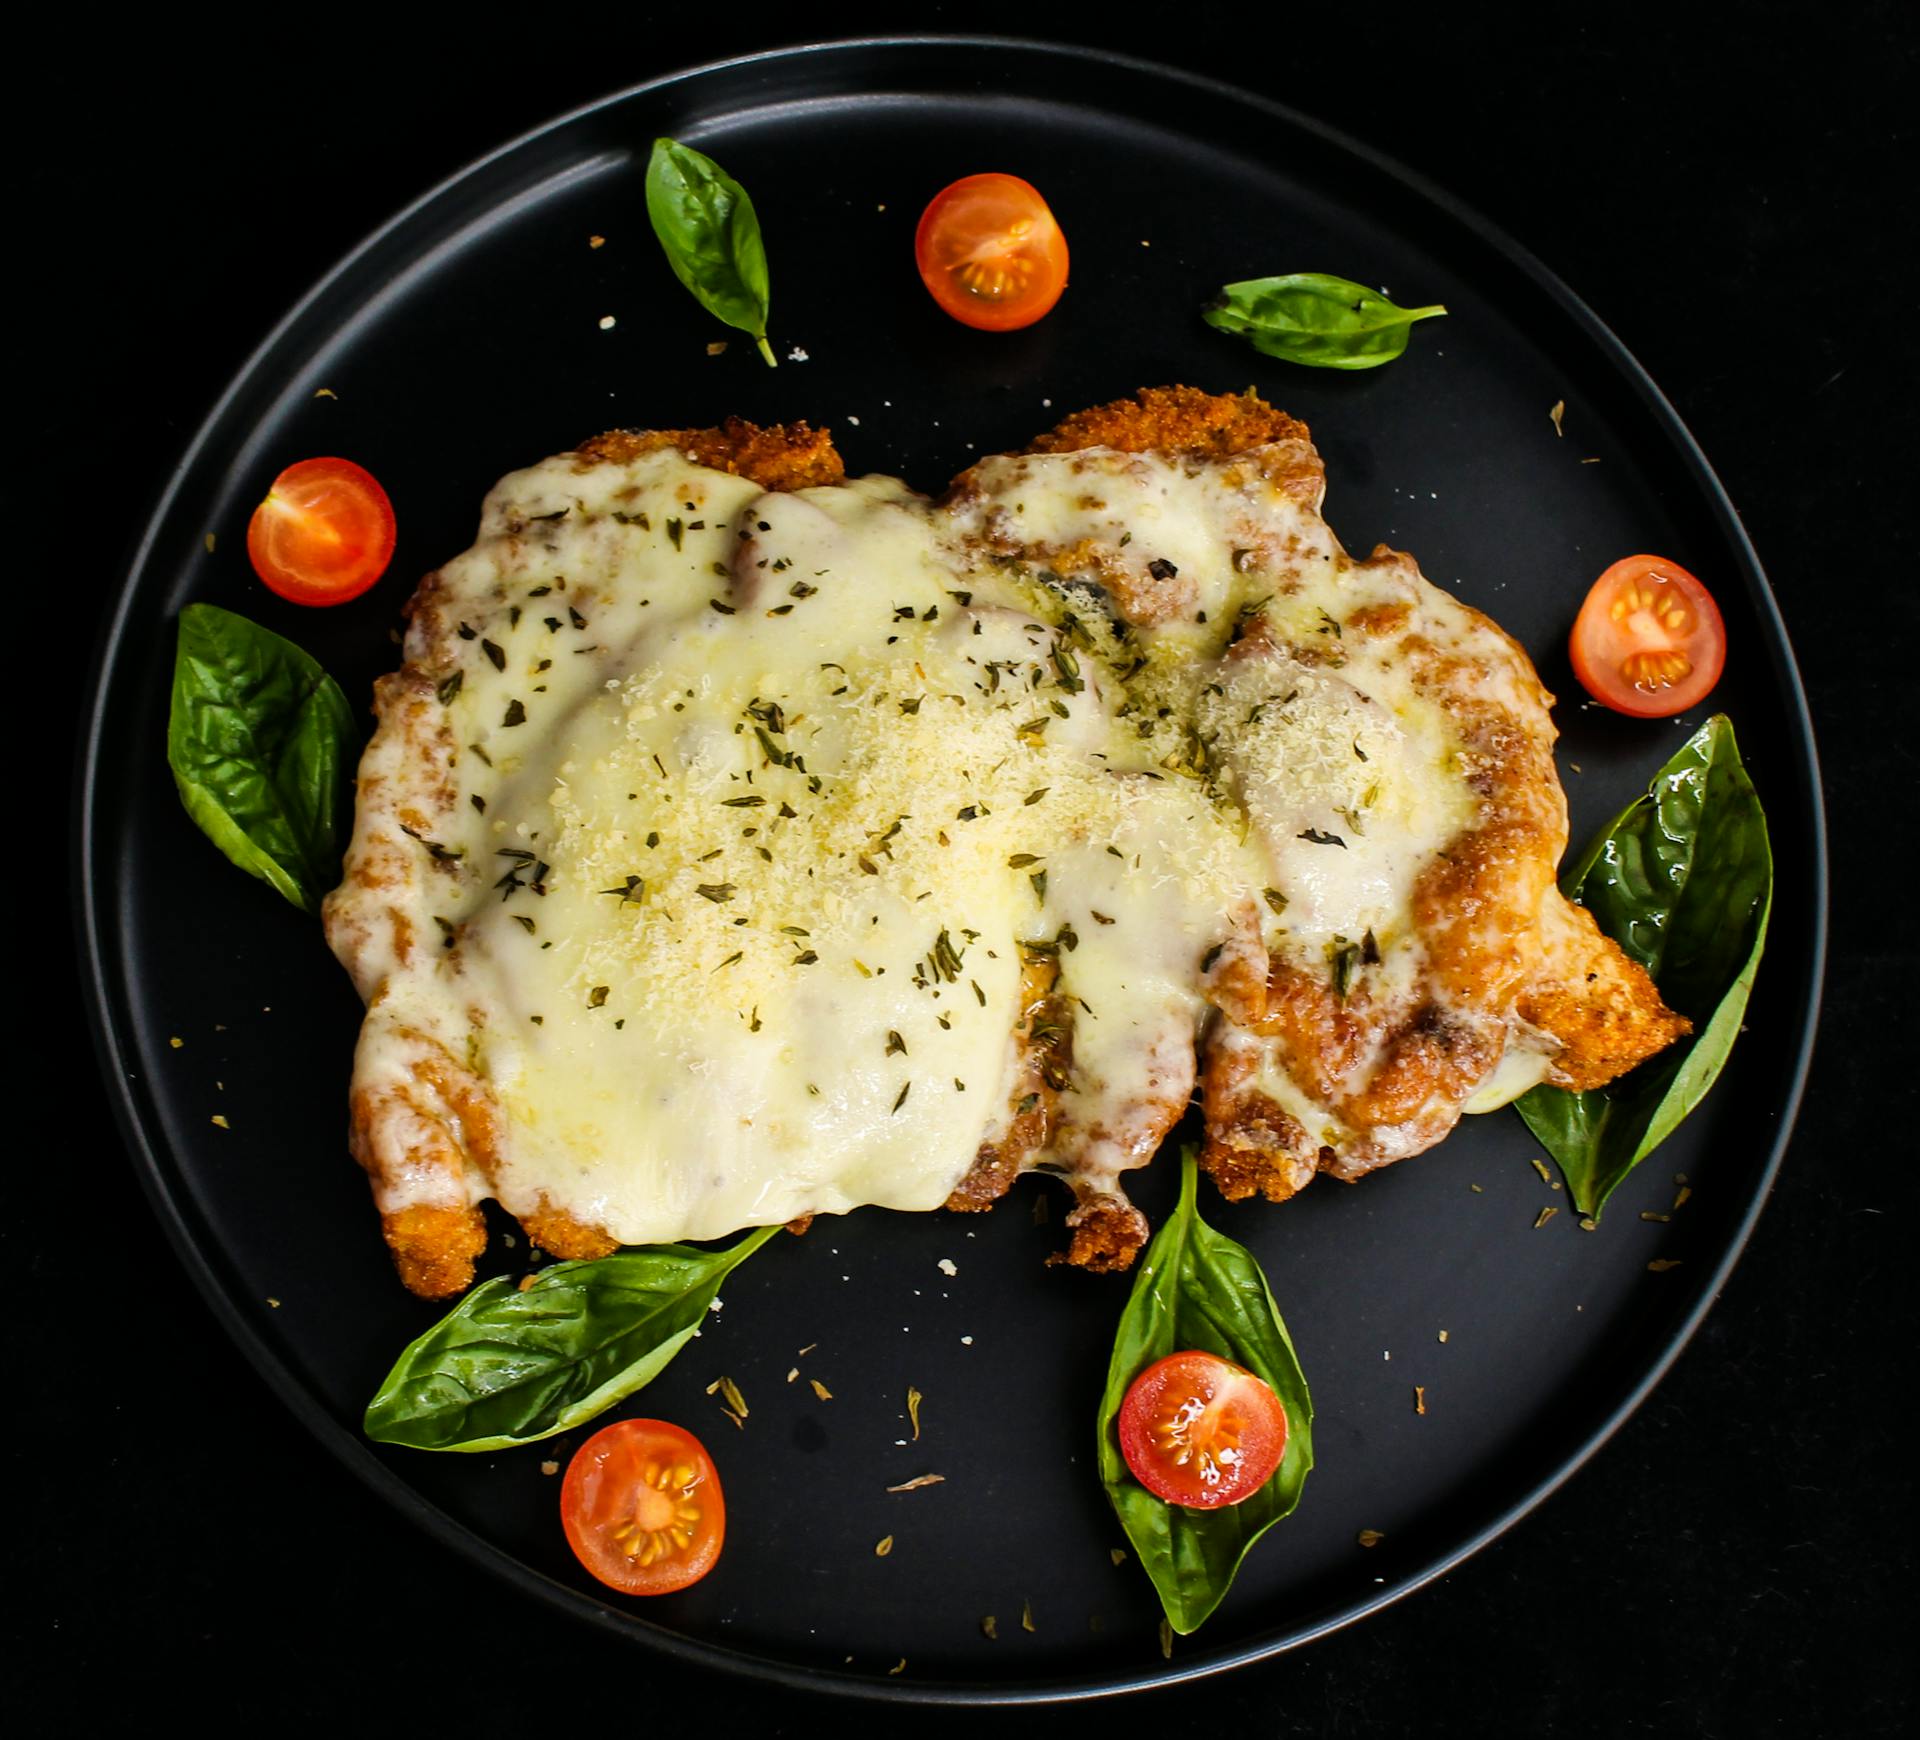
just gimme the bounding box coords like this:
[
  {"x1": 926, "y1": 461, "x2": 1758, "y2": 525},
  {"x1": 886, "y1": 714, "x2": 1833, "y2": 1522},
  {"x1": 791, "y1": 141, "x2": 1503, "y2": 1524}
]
[
  {"x1": 1516, "y1": 714, "x2": 1773, "y2": 1217},
  {"x1": 364, "y1": 1225, "x2": 780, "y2": 1451},
  {"x1": 166, "y1": 603, "x2": 357, "y2": 913},
  {"x1": 1097, "y1": 1147, "x2": 1314, "y2": 1634},
  {"x1": 1203, "y1": 273, "x2": 1446, "y2": 370},
  {"x1": 645, "y1": 137, "x2": 777, "y2": 367}
]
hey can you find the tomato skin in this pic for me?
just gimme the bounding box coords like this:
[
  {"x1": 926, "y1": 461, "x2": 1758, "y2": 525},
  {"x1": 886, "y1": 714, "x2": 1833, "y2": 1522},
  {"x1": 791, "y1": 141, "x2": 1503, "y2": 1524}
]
[
  {"x1": 561, "y1": 1419, "x2": 725, "y2": 1596},
  {"x1": 245, "y1": 456, "x2": 396, "y2": 606},
  {"x1": 914, "y1": 172, "x2": 1069, "y2": 332},
  {"x1": 1117, "y1": 1351, "x2": 1288, "y2": 1510},
  {"x1": 1570, "y1": 553, "x2": 1726, "y2": 718}
]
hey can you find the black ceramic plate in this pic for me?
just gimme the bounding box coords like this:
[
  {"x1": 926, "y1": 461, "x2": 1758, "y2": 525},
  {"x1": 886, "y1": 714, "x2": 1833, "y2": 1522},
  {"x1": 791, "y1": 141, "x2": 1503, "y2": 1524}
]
[{"x1": 78, "y1": 38, "x2": 1822, "y2": 1702}]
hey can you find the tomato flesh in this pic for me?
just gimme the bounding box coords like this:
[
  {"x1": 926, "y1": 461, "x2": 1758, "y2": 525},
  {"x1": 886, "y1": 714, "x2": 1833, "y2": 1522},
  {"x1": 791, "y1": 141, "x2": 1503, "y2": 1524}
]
[
  {"x1": 1570, "y1": 553, "x2": 1726, "y2": 717},
  {"x1": 1117, "y1": 1351, "x2": 1288, "y2": 1509},
  {"x1": 914, "y1": 173, "x2": 1068, "y2": 332},
  {"x1": 246, "y1": 455, "x2": 396, "y2": 606},
  {"x1": 561, "y1": 1419, "x2": 724, "y2": 1595}
]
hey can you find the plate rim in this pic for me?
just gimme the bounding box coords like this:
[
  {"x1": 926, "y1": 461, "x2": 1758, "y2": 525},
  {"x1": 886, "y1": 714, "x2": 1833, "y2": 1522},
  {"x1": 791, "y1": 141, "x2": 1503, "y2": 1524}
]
[{"x1": 73, "y1": 33, "x2": 1828, "y2": 1705}]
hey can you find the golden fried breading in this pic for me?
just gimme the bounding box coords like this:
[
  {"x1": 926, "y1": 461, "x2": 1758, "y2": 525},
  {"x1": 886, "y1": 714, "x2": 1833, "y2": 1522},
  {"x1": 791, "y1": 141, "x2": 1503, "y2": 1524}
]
[
  {"x1": 1521, "y1": 894, "x2": 1692, "y2": 1090},
  {"x1": 1024, "y1": 384, "x2": 1309, "y2": 460},
  {"x1": 518, "y1": 1208, "x2": 620, "y2": 1263},
  {"x1": 576, "y1": 417, "x2": 844, "y2": 491},
  {"x1": 377, "y1": 1204, "x2": 488, "y2": 1301}
]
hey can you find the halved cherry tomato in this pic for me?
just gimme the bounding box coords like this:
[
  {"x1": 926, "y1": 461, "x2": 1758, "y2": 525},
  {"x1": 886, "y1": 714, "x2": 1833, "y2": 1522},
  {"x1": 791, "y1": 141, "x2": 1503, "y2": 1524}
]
[
  {"x1": 914, "y1": 172, "x2": 1069, "y2": 331},
  {"x1": 561, "y1": 1418, "x2": 725, "y2": 1595},
  {"x1": 246, "y1": 456, "x2": 396, "y2": 606},
  {"x1": 1117, "y1": 1351, "x2": 1288, "y2": 1509},
  {"x1": 1570, "y1": 553, "x2": 1726, "y2": 718}
]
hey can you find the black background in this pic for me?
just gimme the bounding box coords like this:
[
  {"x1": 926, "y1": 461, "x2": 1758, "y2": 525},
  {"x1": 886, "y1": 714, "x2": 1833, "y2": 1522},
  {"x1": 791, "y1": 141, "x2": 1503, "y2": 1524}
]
[{"x1": 22, "y1": 6, "x2": 1914, "y2": 1732}]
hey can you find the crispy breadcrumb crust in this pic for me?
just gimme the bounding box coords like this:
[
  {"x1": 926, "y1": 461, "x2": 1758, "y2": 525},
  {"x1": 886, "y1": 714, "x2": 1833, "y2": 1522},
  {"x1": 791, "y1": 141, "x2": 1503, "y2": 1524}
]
[
  {"x1": 1022, "y1": 385, "x2": 1309, "y2": 459},
  {"x1": 377, "y1": 1205, "x2": 487, "y2": 1302},
  {"x1": 1521, "y1": 897, "x2": 1692, "y2": 1090},
  {"x1": 576, "y1": 418, "x2": 843, "y2": 491}
]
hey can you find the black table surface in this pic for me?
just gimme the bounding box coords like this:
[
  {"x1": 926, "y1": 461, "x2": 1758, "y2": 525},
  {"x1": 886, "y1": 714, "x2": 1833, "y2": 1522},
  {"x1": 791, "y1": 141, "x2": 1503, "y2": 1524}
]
[{"x1": 22, "y1": 7, "x2": 1914, "y2": 1732}]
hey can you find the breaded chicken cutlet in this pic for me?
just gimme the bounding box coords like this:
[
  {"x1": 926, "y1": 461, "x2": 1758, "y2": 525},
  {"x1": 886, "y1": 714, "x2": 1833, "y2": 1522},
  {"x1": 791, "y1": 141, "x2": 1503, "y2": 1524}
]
[{"x1": 325, "y1": 388, "x2": 1685, "y2": 1297}]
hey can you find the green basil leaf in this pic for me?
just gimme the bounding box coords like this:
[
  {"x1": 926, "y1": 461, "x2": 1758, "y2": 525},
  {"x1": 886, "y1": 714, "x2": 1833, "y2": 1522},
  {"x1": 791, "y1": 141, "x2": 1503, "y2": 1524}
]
[
  {"x1": 1097, "y1": 1147, "x2": 1314, "y2": 1634},
  {"x1": 1516, "y1": 714, "x2": 1772, "y2": 1217},
  {"x1": 166, "y1": 602, "x2": 357, "y2": 914},
  {"x1": 1203, "y1": 273, "x2": 1446, "y2": 370},
  {"x1": 645, "y1": 137, "x2": 776, "y2": 367},
  {"x1": 364, "y1": 1225, "x2": 779, "y2": 1451}
]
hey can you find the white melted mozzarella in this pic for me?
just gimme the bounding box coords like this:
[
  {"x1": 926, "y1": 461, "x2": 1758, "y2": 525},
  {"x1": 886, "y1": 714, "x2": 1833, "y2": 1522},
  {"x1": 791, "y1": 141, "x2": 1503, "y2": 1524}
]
[{"x1": 348, "y1": 446, "x2": 1485, "y2": 1241}]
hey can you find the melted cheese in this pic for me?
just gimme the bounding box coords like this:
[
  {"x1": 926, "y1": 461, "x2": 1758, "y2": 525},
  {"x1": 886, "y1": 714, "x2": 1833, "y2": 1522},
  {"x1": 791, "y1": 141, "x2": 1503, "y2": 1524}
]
[{"x1": 347, "y1": 444, "x2": 1487, "y2": 1243}]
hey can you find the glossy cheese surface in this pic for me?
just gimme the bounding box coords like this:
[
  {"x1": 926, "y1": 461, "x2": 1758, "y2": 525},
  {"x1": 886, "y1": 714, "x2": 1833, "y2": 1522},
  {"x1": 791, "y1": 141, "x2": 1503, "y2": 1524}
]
[{"x1": 328, "y1": 438, "x2": 1497, "y2": 1249}]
